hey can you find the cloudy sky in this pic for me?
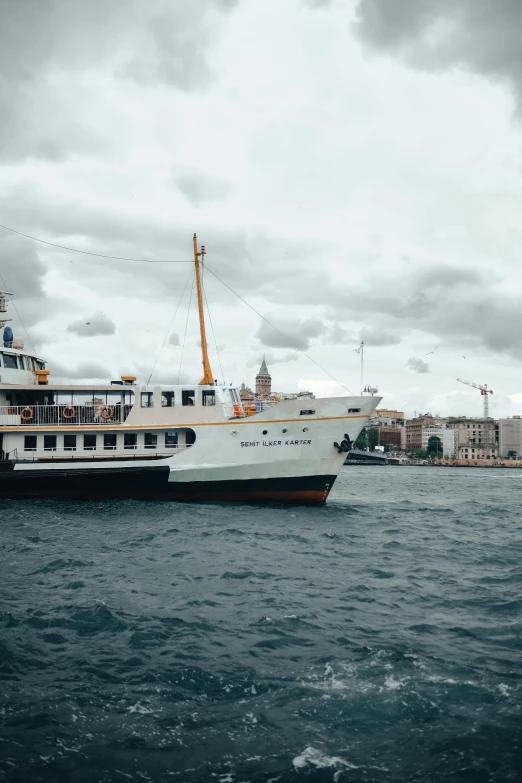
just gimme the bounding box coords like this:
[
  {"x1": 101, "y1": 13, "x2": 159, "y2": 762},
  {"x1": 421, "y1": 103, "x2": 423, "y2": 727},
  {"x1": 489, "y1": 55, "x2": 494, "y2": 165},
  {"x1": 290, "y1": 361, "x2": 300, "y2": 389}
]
[{"x1": 2, "y1": 0, "x2": 522, "y2": 418}]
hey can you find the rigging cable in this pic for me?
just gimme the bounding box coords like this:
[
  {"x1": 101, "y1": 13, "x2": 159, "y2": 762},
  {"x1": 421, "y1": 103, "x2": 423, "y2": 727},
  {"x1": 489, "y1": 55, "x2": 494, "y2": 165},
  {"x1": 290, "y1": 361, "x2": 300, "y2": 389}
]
[
  {"x1": 0, "y1": 221, "x2": 355, "y2": 394},
  {"x1": 0, "y1": 271, "x2": 37, "y2": 355},
  {"x1": 202, "y1": 280, "x2": 225, "y2": 385},
  {"x1": 177, "y1": 272, "x2": 195, "y2": 384},
  {"x1": 147, "y1": 267, "x2": 195, "y2": 385},
  {"x1": 203, "y1": 265, "x2": 355, "y2": 396},
  {"x1": 0, "y1": 223, "x2": 192, "y2": 263}
]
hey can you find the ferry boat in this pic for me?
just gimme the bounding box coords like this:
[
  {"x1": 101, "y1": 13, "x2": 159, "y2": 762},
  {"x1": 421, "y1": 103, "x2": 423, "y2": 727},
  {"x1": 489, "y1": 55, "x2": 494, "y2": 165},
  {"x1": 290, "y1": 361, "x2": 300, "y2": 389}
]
[{"x1": 0, "y1": 236, "x2": 381, "y2": 503}]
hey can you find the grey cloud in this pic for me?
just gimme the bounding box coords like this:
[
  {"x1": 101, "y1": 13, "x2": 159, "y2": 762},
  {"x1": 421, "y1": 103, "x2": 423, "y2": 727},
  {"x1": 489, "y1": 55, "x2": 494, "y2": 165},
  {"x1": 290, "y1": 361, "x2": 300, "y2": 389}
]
[
  {"x1": 303, "y1": 0, "x2": 334, "y2": 7},
  {"x1": 328, "y1": 323, "x2": 402, "y2": 347},
  {"x1": 0, "y1": 235, "x2": 46, "y2": 301},
  {"x1": 256, "y1": 318, "x2": 324, "y2": 351},
  {"x1": 359, "y1": 329, "x2": 402, "y2": 347},
  {"x1": 246, "y1": 351, "x2": 299, "y2": 367},
  {"x1": 322, "y1": 259, "x2": 522, "y2": 360},
  {"x1": 175, "y1": 171, "x2": 231, "y2": 204},
  {"x1": 328, "y1": 324, "x2": 352, "y2": 345},
  {"x1": 407, "y1": 357, "x2": 430, "y2": 374},
  {"x1": 168, "y1": 332, "x2": 180, "y2": 346},
  {"x1": 0, "y1": 234, "x2": 68, "y2": 331},
  {"x1": 417, "y1": 266, "x2": 483, "y2": 288},
  {"x1": 48, "y1": 361, "x2": 111, "y2": 380},
  {"x1": 67, "y1": 314, "x2": 116, "y2": 337},
  {"x1": 0, "y1": 0, "x2": 237, "y2": 162},
  {"x1": 353, "y1": 0, "x2": 522, "y2": 104}
]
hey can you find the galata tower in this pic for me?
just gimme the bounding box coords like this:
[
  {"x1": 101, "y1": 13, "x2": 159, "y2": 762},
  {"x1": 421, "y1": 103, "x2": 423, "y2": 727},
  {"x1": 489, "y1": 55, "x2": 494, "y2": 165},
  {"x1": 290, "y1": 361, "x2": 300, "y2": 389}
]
[{"x1": 255, "y1": 357, "x2": 271, "y2": 399}]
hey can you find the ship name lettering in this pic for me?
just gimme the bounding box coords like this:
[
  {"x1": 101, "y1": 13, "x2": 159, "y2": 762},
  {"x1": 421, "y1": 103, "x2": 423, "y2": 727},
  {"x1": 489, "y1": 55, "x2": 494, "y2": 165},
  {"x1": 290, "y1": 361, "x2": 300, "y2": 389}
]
[{"x1": 240, "y1": 439, "x2": 312, "y2": 448}]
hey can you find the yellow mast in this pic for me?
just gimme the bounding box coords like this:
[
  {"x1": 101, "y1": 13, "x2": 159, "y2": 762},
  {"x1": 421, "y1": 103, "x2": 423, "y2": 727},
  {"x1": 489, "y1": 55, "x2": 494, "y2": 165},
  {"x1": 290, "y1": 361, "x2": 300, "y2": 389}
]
[{"x1": 193, "y1": 233, "x2": 214, "y2": 385}]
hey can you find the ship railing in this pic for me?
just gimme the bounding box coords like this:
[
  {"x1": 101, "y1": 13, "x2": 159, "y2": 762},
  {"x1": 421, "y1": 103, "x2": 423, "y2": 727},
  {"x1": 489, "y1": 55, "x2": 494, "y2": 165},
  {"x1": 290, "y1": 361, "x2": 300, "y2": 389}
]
[{"x1": 0, "y1": 404, "x2": 133, "y2": 426}]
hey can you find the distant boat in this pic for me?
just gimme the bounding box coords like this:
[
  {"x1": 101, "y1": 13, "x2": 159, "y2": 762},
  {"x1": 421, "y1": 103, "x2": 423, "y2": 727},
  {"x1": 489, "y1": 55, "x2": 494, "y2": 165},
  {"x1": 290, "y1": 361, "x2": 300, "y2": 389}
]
[{"x1": 0, "y1": 236, "x2": 380, "y2": 503}]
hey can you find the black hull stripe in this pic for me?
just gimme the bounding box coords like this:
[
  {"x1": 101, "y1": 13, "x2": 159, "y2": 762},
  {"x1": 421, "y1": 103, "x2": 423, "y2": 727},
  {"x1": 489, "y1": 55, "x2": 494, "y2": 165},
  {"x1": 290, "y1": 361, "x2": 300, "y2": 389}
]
[{"x1": 0, "y1": 467, "x2": 337, "y2": 504}]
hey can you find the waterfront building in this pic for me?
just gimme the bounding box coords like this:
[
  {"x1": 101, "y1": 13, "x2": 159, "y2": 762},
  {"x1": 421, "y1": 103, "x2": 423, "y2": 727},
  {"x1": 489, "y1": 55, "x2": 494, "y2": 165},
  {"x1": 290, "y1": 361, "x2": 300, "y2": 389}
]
[
  {"x1": 405, "y1": 413, "x2": 445, "y2": 453},
  {"x1": 498, "y1": 416, "x2": 522, "y2": 458},
  {"x1": 443, "y1": 428, "x2": 458, "y2": 459},
  {"x1": 445, "y1": 417, "x2": 498, "y2": 460}
]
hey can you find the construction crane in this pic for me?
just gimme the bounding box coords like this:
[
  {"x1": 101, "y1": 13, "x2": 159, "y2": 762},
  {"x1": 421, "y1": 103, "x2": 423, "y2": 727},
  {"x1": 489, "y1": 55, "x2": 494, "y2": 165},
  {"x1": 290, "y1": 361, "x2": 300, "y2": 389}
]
[{"x1": 456, "y1": 378, "x2": 494, "y2": 418}]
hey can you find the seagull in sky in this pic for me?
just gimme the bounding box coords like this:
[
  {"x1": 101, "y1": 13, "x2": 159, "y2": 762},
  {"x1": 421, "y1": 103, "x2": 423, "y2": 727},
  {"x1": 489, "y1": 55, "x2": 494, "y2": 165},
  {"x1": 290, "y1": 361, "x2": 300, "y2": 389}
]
[{"x1": 425, "y1": 346, "x2": 438, "y2": 355}]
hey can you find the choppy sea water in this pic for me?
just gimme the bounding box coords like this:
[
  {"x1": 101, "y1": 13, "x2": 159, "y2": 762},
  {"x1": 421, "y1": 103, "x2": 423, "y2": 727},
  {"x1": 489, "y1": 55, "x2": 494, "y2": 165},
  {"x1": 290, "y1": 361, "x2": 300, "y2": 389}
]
[{"x1": 1, "y1": 465, "x2": 521, "y2": 783}]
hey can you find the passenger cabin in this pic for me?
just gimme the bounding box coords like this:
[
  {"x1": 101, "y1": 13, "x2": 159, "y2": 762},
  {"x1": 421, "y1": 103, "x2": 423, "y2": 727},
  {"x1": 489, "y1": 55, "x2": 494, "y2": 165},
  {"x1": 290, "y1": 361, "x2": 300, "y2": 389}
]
[{"x1": 0, "y1": 376, "x2": 245, "y2": 462}]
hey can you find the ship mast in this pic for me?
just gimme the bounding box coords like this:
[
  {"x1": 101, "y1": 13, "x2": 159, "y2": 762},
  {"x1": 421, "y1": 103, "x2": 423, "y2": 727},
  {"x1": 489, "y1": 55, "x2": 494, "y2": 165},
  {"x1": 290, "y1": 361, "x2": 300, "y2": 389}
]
[{"x1": 193, "y1": 233, "x2": 214, "y2": 385}]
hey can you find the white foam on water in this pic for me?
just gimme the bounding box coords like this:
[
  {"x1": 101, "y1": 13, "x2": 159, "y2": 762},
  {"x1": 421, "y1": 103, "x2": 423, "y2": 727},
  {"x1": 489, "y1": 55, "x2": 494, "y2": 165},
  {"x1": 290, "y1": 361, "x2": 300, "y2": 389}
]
[
  {"x1": 128, "y1": 702, "x2": 154, "y2": 715},
  {"x1": 292, "y1": 746, "x2": 357, "y2": 780},
  {"x1": 250, "y1": 684, "x2": 257, "y2": 695},
  {"x1": 498, "y1": 683, "x2": 510, "y2": 697},
  {"x1": 284, "y1": 614, "x2": 297, "y2": 619},
  {"x1": 382, "y1": 674, "x2": 407, "y2": 691},
  {"x1": 307, "y1": 662, "x2": 373, "y2": 695}
]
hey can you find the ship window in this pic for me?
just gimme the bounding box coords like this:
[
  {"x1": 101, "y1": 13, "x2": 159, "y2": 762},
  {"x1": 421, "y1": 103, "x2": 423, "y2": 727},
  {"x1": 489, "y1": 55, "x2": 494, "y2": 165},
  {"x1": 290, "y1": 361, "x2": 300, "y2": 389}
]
[
  {"x1": 182, "y1": 390, "x2": 195, "y2": 406},
  {"x1": 104, "y1": 434, "x2": 117, "y2": 450},
  {"x1": 141, "y1": 392, "x2": 154, "y2": 408},
  {"x1": 84, "y1": 434, "x2": 97, "y2": 451},
  {"x1": 124, "y1": 433, "x2": 137, "y2": 449},
  {"x1": 144, "y1": 432, "x2": 157, "y2": 449},
  {"x1": 3, "y1": 354, "x2": 17, "y2": 370},
  {"x1": 348, "y1": 408, "x2": 361, "y2": 413},
  {"x1": 64, "y1": 434, "x2": 76, "y2": 451},
  {"x1": 165, "y1": 430, "x2": 178, "y2": 448},
  {"x1": 300, "y1": 409, "x2": 316, "y2": 416},
  {"x1": 44, "y1": 435, "x2": 56, "y2": 451},
  {"x1": 24, "y1": 435, "x2": 37, "y2": 451},
  {"x1": 202, "y1": 390, "x2": 215, "y2": 406},
  {"x1": 161, "y1": 391, "x2": 175, "y2": 407},
  {"x1": 186, "y1": 428, "x2": 196, "y2": 445}
]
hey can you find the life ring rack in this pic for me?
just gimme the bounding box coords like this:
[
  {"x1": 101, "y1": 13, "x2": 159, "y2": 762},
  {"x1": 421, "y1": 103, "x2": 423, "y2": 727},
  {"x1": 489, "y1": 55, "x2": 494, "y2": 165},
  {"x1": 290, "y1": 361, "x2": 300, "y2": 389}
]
[
  {"x1": 21, "y1": 406, "x2": 34, "y2": 421},
  {"x1": 100, "y1": 405, "x2": 114, "y2": 420},
  {"x1": 62, "y1": 406, "x2": 76, "y2": 419}
]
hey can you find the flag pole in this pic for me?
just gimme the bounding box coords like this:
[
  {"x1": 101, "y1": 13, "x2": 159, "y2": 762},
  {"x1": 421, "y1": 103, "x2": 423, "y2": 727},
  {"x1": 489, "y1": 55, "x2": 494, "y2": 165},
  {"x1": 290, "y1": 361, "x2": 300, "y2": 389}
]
[{"x1": 360, "y1": 341, "x2": 364, "y2": 396}]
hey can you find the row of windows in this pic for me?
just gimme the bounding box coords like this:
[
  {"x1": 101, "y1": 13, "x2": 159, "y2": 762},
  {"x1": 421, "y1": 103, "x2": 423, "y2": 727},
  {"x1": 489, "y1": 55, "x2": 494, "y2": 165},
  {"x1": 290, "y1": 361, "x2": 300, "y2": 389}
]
[
  {"x1": 140, "y1": 390, "x2": 216, "y2": 408},
  {"x1": 0, "y1": 353, "x2": 45, "y2": 371},
  {"x1": 24, "y1": 431, "x2": 181, "y2": 452}
]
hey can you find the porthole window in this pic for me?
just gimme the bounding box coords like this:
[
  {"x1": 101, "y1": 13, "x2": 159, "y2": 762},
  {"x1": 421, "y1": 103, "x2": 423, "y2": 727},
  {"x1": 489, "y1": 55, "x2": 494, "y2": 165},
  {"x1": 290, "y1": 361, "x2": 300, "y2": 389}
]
[
  {"x1": 282, "y1": 427, "x2": 288, "y2": 433},
  {"x1": 303, "y1": 427, "x2": 309, "y2": 432},
  {"x1": 262, "y1": 430, "x2": 268, "y2": 435}
]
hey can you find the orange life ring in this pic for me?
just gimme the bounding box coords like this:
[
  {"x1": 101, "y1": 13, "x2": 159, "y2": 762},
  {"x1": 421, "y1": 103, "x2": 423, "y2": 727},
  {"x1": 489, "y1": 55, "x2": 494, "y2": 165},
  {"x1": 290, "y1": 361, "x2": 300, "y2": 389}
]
[
  {"x1": 21, "y1": 406, "x2": 34, "y2": 421},
  {"x1": 100, "y1": 405, "x2": 114, "y2": 420},
  {"x1": 62, "y1": 406, "x2": 76, "y2": 419}
]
